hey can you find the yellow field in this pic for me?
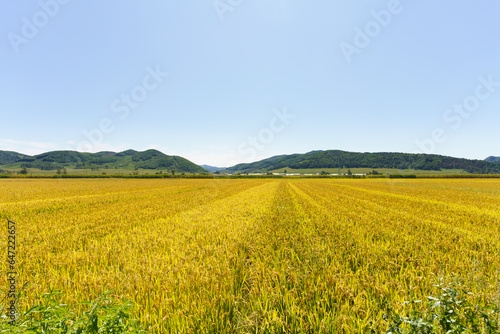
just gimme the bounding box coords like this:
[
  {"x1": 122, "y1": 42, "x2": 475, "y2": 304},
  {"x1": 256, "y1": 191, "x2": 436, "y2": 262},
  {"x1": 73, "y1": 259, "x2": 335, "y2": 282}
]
[{"x1": 1, "y1": 179, "x2": 499, "y2": 332}]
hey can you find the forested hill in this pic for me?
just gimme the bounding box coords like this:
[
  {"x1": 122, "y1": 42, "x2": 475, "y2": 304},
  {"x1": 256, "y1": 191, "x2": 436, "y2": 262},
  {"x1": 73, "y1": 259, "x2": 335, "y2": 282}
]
[
  {"x1": 226, "y1": 150, "x2": 500, "y2": 174},
  {"x1": 0, "y1": 149, "x2": 207, "y2": 173},
  {"x1": 0, "y1": 151, "x2": 30, "y2": 165},
  {"x1": 485, "y1": 156, "x2": 500, "y2": 163}
]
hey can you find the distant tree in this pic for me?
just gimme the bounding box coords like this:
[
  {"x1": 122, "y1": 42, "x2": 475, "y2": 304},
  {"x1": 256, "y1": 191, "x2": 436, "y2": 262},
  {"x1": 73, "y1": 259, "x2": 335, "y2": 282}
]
[
  {"x1": 57, "y1": 168, "x2": 62, "y2": 175},
  {"x1": 320, "y1": 171, "x2": 329, "y2": 175},
  {"x1": 347, "y1": 169, "x2": 352, "y2": 176},
  {"x1": 18, "y1": 167, "x2": 28, "y2": 175},
  {"x1": 171, "y1": 169, "x2": 176, "y2": 175}
]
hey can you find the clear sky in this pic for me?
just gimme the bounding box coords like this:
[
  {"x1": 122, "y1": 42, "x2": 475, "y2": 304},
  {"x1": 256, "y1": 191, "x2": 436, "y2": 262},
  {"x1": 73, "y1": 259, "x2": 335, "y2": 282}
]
[{"x1": 1, "y1": 0, "x2": 499, "y2": 167}]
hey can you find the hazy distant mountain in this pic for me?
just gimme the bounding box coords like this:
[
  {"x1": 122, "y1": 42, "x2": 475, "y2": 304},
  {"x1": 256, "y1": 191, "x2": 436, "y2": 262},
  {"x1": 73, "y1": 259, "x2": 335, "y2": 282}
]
[
  {"x1": 199, "y1": 165, "x2": 226, "y2": 173},
  {"x1": 226, "y1": 150, "x2": 500, "y2": 174},
  {"x1": 485, "y1": 156, "x2": 500, "y2": 163},
  {"x1": 0, "y1": 149, "x2": 207, "y2": 173}
]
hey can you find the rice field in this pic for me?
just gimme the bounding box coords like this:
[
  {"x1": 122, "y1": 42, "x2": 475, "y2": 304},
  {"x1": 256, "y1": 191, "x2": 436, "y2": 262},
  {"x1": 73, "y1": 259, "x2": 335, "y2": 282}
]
[{"x1": 1, "y1": 178, "x2": 499, "y2": 332}]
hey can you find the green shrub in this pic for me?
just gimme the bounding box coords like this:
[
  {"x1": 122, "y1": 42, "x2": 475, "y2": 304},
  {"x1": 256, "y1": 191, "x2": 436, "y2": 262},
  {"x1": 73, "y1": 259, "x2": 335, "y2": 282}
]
[{"x1": 389, "y1": 174, "x2": 417, "y2": 179}]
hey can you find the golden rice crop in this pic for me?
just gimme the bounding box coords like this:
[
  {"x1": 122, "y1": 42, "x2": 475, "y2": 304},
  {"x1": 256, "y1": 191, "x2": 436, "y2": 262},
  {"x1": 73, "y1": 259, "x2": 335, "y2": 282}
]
[{"x1": 1, "y1": 178, "x2": 499, "y2": 332}]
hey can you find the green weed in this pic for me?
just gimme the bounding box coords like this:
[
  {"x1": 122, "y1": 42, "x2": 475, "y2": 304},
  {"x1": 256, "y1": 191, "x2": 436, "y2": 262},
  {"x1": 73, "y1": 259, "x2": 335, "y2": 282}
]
[
  {"x1": 0, "y1": 290, "x2": 148, "y2": 333},
  {"x1": 383, "y1": 284, "x2": 499, "y2": 333}
]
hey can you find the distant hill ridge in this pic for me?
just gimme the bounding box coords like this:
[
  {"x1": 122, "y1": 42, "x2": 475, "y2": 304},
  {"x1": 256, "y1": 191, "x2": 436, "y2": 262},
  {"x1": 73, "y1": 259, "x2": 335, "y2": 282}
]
[
  {"x1": 0, "y1": 151, "x2": 30, "y2": 165},
  {"x1": 485, "y1": 156, "x2": 500, "y2": 163},
  {"x1": 2, "y1": 149, "x2": 499, "y2": 174},
  {"x1": 226, "y1": 150, "x2": 500, "y2": 174},
  {"x1": 0, "y1": 149, "x2": 207, "y2": 173},
  {"x1": 199, "y1": 165, "x2": 226, "y2": 173}
]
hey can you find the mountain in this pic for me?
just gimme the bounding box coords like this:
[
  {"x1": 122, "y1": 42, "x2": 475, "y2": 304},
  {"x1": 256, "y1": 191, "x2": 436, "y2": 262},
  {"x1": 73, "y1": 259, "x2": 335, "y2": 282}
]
[
  {"x1": 3, "y1": 148, "x2": 499, "y2": 175},
  {"x1": 131, "y1": 150, "x2": 207, "y2": 173},
  {"x1": 0, "y1": 151, "x2": 30, "y2": 165},
  {"x1": 199, "y1": 165, "x2": 226, "y2": 173},
  {"x1": 226, "y1": 150, "x2": 500, "y2": 174},
  {"x1": 485, "y1": 156, "x2": 500, "y2": 163},
  {"x1": 0, "y1": 149, "x2": 207, "y2": 173}
]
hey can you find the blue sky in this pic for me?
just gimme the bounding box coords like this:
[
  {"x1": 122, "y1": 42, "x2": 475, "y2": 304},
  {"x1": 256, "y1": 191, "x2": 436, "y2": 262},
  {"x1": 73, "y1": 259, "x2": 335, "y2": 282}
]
[{"x1": 1, "y1": 0, "x2": 499, "y2": 166}]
